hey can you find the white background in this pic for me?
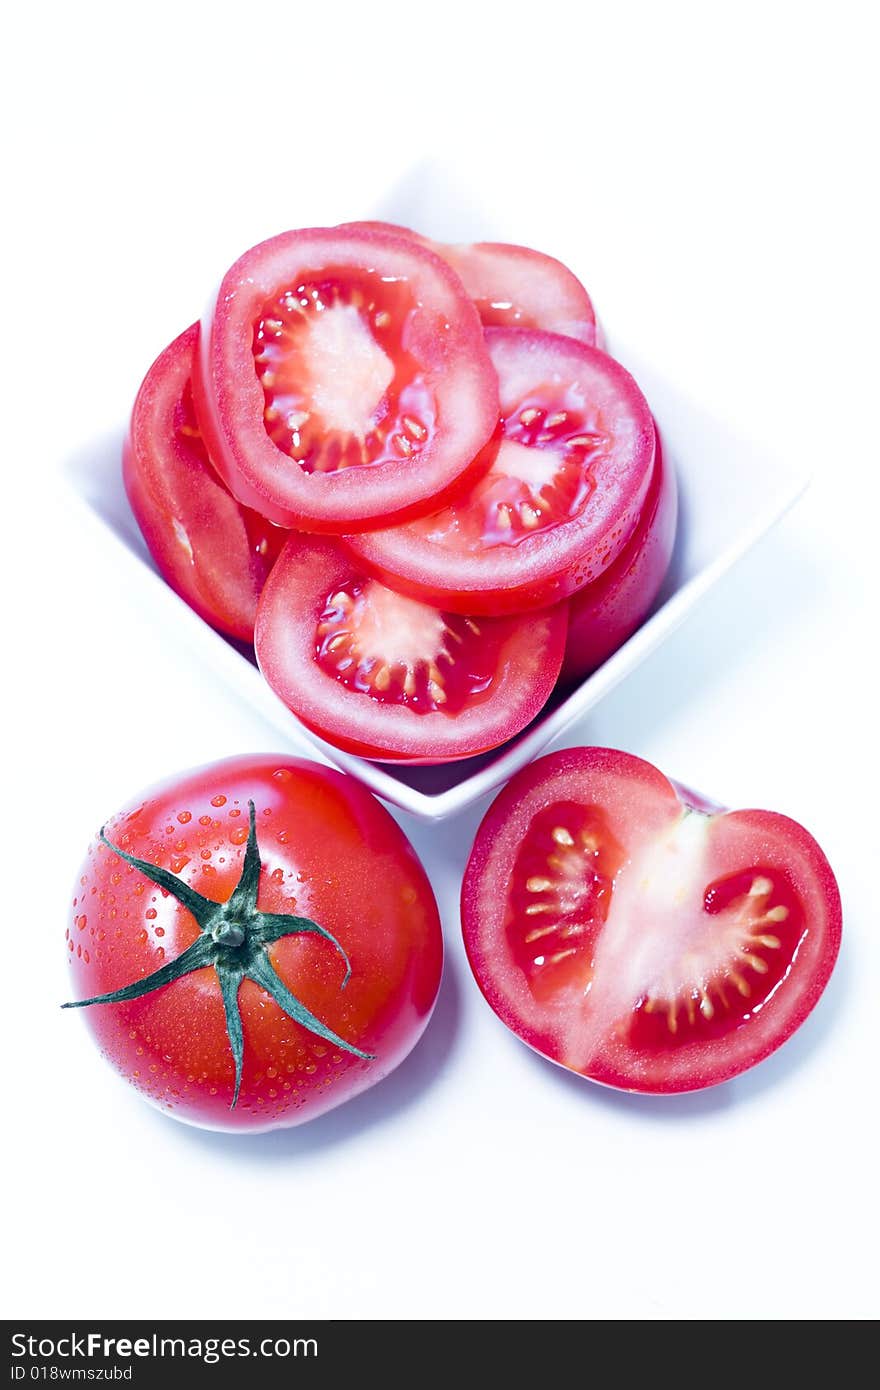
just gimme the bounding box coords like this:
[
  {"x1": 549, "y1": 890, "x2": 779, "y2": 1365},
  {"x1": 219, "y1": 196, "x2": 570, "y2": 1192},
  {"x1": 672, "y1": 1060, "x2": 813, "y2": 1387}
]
[{"x1": 3, "y1": 0, "x2": 878, "y2": 1321}]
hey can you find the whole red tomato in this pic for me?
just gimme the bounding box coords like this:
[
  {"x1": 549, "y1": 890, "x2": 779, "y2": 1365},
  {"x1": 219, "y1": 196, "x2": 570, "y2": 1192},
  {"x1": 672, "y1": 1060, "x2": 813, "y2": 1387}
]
[{"x1": 64, "y1": 756, "x2": 443, "y2": 1131}]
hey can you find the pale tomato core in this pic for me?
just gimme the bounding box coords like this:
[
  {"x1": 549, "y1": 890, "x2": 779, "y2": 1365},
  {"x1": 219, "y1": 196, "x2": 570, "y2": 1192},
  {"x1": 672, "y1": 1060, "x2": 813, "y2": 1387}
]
[
  {"x1": 507, "y1": 804, "x2": 805, "y2": 1043},
  {"x1": 254, "y1": 269, "x2": 436, "y2": 475},
  {"x1": 302, "y1": 303, "x2": 394, "y2": 434},
  {"x1": 314, "y1": 580, "x2": 499, "y2": 714}
]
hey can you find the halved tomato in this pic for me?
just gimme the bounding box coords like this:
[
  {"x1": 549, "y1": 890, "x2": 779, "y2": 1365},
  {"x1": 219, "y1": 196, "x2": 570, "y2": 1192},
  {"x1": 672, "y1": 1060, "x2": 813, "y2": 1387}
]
[
  {"x1": 560, "y1": 425, "x2": 677, "y2": 683},
  {"x1": 193, "y1": 227, "x2": 499, "y2": 533},
  {"x1": 254, "y1": 535, "x2": 568, "y2": 764},
  {"x1": 345, "y1": 329, "x2": 655, "y2": 615},
  {"x1": 341, "y1": 221, "x2": 598, "y2": 342},
  {"x1": 462, "y1": 748, "x2": 841, "y2": 1093},
  {"x1": 123, "y1": 324, "x2": 286, "y2": 643}
]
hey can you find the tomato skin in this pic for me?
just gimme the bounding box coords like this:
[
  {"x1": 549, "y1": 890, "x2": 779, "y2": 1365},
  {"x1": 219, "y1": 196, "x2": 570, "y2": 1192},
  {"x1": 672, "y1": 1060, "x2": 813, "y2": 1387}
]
[
  {"x1": 66, "y1": 757, "x2": 442, "y2": 1131},
  {"x1": 462, "y1": 747, "x2": 841, "y2": 1094},
  {"x1": 559, "y1": 426, "x2": 677, "y2": 683},
  {"x1": 254, "y1": 534, "x2": 568, "y2": 764},
  {"x1": 123, "y1": 324, "x2": 286, "y2": 642},
  {"x1": 344, "y1": 329, "x2": 656, "y2": 616},
  {"x1": 192, "y1": 226, "x2": 499, "y2": 533}
]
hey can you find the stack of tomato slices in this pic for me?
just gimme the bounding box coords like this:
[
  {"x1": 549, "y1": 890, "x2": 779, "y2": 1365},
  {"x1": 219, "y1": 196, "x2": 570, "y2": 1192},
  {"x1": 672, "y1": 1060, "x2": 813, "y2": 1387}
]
[{"x1": 125, "y1": 222, "x2": 677, "y2": 763}]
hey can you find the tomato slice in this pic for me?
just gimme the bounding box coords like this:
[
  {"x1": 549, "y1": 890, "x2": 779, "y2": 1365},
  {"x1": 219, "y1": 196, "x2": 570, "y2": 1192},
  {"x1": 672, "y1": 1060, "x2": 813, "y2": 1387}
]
[
  {"x1": 560, "y1": 424, "x2": 677, "y2": 683},
  {"x1": 439, "y1": 242, "x2": 598, "y2": 342},
  {"x1": 192, "y1": 227, "x2": 499, "y2": 533},
  {"x1": 344, "y1": 329, "x2": 655, "y2": 615},
  {"x1": 462, "y1": 748, "x2": 841, "y2": 1092},
  {"x1": 254, "y1": 535, "x2": 568, "y2": 764},
  {"x1": 123, "y1": 324, "x2": 286, "y2": 642},
  {"x1": 341, "y1": 221, "x2": 598, "y2": 342}
]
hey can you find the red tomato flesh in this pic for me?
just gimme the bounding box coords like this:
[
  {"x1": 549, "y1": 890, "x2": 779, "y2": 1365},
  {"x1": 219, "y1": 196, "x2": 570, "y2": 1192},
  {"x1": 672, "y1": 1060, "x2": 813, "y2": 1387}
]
[
  {"x1": 193, "y1": 227, "x2": 499, "y2": 533},
  {"x1": 123, "y1": 324, "x2": 286, "y2": 642},
  {"x1": 255, "y1": 534, "x2": 568, "y2": 763},
  {"x1": 560, "y1": 424, "x2": 678, "y2": 683},
  {"x1": 65, "y1": 756, "x2": 442, "y2": 1131},
  {"x1": 462, "y1": 747, "x2": 841, "y2": 1093},
  {"x1": 344, "y1": 328, "x2": 655, "y2": 615}
]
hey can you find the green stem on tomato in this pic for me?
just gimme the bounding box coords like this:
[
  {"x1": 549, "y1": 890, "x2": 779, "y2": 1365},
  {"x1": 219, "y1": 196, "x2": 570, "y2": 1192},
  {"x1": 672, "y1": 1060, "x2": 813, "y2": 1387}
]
[{"x1": 62, "y1": 800, "x2": 374, "y2": 1107}]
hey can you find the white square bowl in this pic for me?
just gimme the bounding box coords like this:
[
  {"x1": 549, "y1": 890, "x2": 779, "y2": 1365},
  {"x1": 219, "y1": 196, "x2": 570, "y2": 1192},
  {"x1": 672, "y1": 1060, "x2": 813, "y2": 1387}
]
[{"x1": 65, "y1": 331, "x2": 806, "y2": 821}]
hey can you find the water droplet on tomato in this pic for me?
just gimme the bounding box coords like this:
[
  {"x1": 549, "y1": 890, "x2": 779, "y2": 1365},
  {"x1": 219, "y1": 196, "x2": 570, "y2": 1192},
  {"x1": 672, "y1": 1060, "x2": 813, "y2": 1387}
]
[
  {"x1": 230, "y1": 826, "x2": 249, "y2": 846},
  {"x1": 211, "y1": 795, "x2": 227, "y2": 807},
  {"x1": 145, "y1": 908, "x2": 157, "y2": 920},
  {"x1": 273, "y1": 768, "x2": 292, "y2": 782},
  {"x1": 178, "y1": 811, "x2": 192, "y2": 824}
]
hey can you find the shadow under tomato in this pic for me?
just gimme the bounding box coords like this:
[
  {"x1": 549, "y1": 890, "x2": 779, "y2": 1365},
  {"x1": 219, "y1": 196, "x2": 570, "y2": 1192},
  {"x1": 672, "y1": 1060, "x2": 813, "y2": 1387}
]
[
  {"x1": 516, "y1": 935, "x2": 849, "y2": 1119},
  {"x1": 160, "y1": 953, "x2": 464, "y2": 1160}
]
